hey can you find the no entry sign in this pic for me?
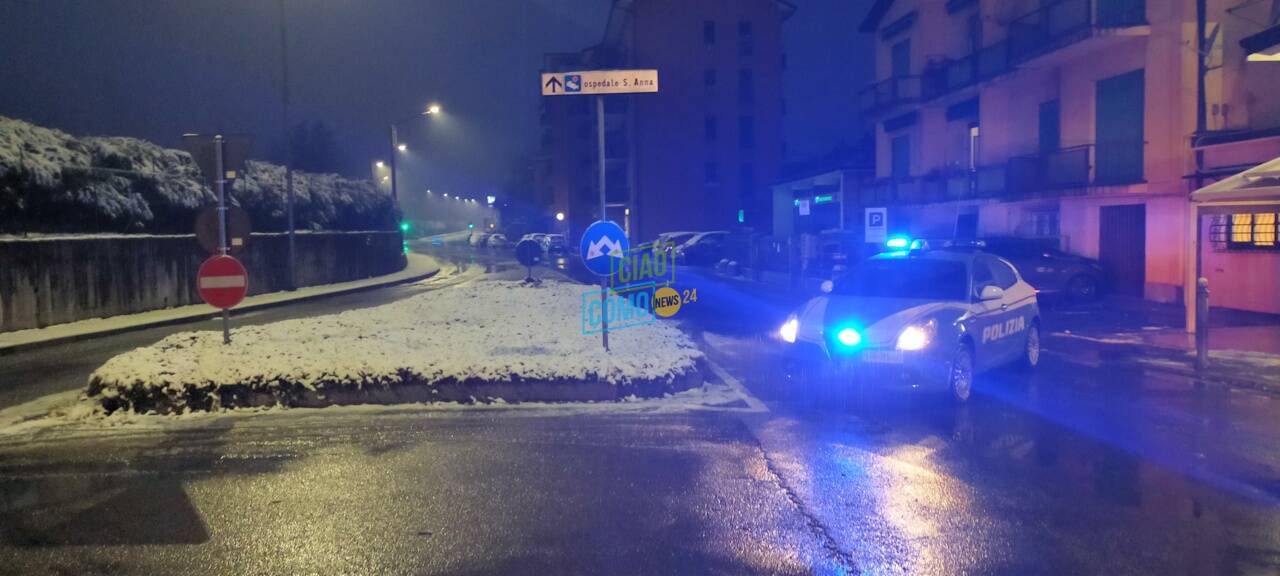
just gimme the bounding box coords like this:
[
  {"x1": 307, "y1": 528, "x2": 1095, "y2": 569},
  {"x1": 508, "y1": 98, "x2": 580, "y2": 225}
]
[{"x1": 197, "y1": 255, "x2": 248, "y2": 309}]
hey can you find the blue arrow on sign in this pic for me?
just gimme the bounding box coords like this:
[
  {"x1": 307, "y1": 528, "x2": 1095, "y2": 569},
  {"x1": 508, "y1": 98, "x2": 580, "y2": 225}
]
[{"x1": 580, "y1": 220, "x2": 628, "y2": 276}]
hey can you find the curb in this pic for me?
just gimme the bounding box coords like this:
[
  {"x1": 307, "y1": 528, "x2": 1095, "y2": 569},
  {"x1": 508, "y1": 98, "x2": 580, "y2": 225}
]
[
  {"x1": 1129, "y1": 351, "x2": 1280, "y2": 397},
  {"x1": 88, "y1": 364, "x2": 707, "y2": 415},
  {"x1": 1044, "y1": 336, "x2": 1280, "y2": 397},
  {"x1": 0, "y1": 262, "x2": 441, "y2": 356}
]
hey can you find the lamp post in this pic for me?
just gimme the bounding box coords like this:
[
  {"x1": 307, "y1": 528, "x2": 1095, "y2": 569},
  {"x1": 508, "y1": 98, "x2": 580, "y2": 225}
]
[
  {"x1": 279, "y1": 0, "x2": 297, "y2": 290},
  {"x1": 388, "y1": 104, "x2": 441, "y2": 201}
]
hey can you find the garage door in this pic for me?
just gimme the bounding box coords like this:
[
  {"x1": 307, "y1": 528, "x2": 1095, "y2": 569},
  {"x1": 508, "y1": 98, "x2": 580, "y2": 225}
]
[{"x1": 1099, "y1": 204, "x2": 1146, "y2": 297}]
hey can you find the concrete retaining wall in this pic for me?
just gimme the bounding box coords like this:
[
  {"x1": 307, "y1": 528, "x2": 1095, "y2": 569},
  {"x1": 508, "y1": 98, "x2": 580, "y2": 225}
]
[{"x1": 0, "y1": 231, "x2": 406, "y2": 332}]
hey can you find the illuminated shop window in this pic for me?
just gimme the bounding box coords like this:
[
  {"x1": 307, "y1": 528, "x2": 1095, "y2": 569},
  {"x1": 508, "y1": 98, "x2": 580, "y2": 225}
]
[{"x1": 1227, "y1": 212, "x2": 1279, "y2": 250}]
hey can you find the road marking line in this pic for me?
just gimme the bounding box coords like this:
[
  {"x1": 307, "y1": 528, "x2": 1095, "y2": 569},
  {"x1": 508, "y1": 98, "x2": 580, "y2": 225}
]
[{"x1": 707, "y1": 360, "x2": 769, "y2": 413}]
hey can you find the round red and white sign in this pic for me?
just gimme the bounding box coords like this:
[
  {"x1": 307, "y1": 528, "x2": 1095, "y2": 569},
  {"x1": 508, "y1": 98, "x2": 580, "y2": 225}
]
[{"x1": 197, "y1": 255, "x2": 248, "y2": 310}]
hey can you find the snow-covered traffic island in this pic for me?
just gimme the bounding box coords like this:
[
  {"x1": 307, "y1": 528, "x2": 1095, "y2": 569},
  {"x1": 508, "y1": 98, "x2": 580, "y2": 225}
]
[{"x1": 87, "y1": 280, "x2": 705, "y2": 414}]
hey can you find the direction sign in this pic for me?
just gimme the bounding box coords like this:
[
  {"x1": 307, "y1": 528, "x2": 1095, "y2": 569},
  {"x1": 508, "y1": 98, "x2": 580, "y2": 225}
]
[
  {"x1": 865, "y1": 207, "x2": 888, "y2": 244},
  {"x1": 195, "y1": 206, "x2": 252, "y2": 255},
  {"x1": 197, "y1": 255, "x2": 249, "y2": 310},
  {"x1": 541, "y1": 69, "x2": 659, "y2": 96},
  {"x1": 580, "y1": 220, "x2": 628, "y2": 276}
]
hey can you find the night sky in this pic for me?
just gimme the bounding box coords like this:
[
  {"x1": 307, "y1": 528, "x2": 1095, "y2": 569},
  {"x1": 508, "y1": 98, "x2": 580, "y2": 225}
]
[{"x1": 0, "y1": 0, "x2": 871, "y2": 200}]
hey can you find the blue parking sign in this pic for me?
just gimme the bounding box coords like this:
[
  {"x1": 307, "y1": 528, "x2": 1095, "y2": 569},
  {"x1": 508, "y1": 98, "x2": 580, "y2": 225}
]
[{"x1": 580, "y1": 220, "x2": 628, "y2": 276}]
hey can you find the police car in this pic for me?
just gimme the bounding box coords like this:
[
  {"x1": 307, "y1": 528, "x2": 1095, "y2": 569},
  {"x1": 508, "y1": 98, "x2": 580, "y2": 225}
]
[{"x1": 778, "y1": 244, "x2": 1040, "y2": 402}]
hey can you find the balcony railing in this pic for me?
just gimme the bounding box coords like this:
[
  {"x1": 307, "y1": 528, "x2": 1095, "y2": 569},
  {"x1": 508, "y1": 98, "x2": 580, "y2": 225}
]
[
  {"x1": 868, "y1": 148, "x2": 1098, "y2": 206},
  {"x1": 1008, "y1": 0, "x2": 1146, "y2": 64},
  {"x1": 1007, "y1": 145, "x2": 1093, "y2": 197},
  {"x1": 923, "y1": 41, "x2": 1011, "y2": 100},
  {"x1": 859, "y1": 76, "x2": 922, "y2": 115}
]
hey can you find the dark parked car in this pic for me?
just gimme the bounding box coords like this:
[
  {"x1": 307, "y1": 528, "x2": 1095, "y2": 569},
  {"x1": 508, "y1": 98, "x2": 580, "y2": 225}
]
[
  {"x1": 674, "y1": 231, "x2": 730, "y2": 266},
  {"x1": 977, "y1": 237, "x2": 1105, "y2": 301}
]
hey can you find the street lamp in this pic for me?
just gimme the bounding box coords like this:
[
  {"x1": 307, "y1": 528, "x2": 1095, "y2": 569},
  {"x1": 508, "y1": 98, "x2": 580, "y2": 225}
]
[
  {"x1": 375, "y1": 161, "x2": 384, "y2": 168},
  {"x1": 388, "y1": 103, "x2": 443, "y2": 201},
  {"x1": 556, "y1": 212, "x2": 566, "y2": 221}
]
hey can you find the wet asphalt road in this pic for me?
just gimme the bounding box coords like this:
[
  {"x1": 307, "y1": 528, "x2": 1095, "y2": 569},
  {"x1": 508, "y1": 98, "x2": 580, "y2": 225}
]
[{"x1": 0, "y1": 245, "x2": 1278, "y2": 574}]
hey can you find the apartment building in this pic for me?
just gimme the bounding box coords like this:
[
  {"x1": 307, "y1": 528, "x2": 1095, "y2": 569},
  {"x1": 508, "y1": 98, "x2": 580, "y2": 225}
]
[
  {"x1": 536, "y1": 0, "x2": 794, "y2": 244},
  {"x1": 859, "y1": 0, "x2": 1280, "y2": 315}
]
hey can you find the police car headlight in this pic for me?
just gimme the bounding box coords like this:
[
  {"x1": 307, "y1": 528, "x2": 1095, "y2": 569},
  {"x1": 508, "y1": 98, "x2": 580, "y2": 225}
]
[
  {"x1": 779, "y1": 315, "x2": 799, "y2": 344},
  {"x1": 896, "y1": 320, "x2": 936, "y2": 351}
]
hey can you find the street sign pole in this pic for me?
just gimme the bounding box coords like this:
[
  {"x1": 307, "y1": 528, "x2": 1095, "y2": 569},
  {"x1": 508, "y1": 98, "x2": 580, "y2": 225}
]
[
  {"x1": 597, "y1": 95, "x2": 609, "y2": 352},
  {"x1": 542, "y1": 69, "x2": 658, "y2": 353},
  {"x1": 215, "y1": 135, "x2": 231, "y2": 345}
]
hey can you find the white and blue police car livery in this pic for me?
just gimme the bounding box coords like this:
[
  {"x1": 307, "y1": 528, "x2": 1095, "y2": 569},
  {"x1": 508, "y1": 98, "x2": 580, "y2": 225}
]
[{"x1": 778, "y1": 246, "x2": 1041, "y2": 402}]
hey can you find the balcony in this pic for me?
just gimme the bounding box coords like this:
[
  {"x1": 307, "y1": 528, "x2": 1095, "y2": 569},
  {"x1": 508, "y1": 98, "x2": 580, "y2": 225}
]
[
  {"x1": 923, "y1": 41, "x2": 1011, "y2": 101},
  {"x1": 1008, "y1": 0, "x2": 1146, "y2": 65},
  {"x1": 1006, "y1": 145, "x2": 1093, "y2": 198},
  {"x1": 859, "y1": 76, "x2": 922, "y2": 115},
  {"x1": 867, "y1": 150, "x2": 1094, "y2": 207}
]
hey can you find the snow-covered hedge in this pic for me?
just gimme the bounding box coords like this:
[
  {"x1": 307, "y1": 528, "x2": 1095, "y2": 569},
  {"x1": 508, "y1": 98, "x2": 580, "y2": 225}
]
[
  {"x1": 87, "y1": 280, "x2": 706, "y2": 413},
  {"x1": 0, "y1": 116, "x2": 397, "y2": 234}
]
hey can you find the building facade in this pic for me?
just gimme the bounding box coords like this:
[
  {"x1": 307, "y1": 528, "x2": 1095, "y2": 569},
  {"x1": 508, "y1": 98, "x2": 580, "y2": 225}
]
[
  {"x1": 859, "y1": 0, "x2": 1280, "y2": 315},
  {"x1": 536, "y1": 0, "x2": 794, "y2": 244}
]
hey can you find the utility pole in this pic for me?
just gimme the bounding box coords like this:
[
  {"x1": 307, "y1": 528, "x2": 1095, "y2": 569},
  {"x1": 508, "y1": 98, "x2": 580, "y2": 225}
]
[
  {"x1": 389, "y1": 123, "x2": 399, "y2": 200},
  {"x1": 215, "y1": 135, "x2": 231, "y2": 345},
  {"x1": 280, "y1": 0, "x2": 297, "y2": 290},
  {"x1": 597, "y1": 95, "x2": 609, "y2": 352}
]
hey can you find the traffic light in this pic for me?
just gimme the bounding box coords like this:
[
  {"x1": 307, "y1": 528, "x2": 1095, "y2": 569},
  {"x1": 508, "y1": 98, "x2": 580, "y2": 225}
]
[
  {"x1": 399, "y1": 221, "x2": 411, "y2": 233},
  {"x1": 467, "y1": 223, "x2": 475, "y2": 229}
]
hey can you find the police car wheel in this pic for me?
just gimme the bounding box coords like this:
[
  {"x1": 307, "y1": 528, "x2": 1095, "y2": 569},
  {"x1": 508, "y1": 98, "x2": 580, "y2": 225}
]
[
  {"x1": 949, "y1": 344, "x2": 975, "y2": 403},
  {"x1": 1018, "y1": 323, "x2": 1041, "y2": 370}
]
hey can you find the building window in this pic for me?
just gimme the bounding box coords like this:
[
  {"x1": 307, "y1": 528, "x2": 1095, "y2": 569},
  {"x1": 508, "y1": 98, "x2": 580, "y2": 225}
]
[
  {"x1": 966, "y1": 13, "x2": 982, "y2": 54},
  {"x1": 705, "y1": 116, "x2": 718, "y2": 141},
  {"x1": 1029, "y1": 210, "x2": 1059, "y2": 238},
  {"x1": 1228, "y1": 212, "x2": 1278, "y2": 249},
  {"x1": 738, "y1": 20, "x2": 754, "y2": 56},
  {"x1": 703, "y1": 20, "x2": 716, "y2": 46},
  {"x1": 705, "y1": 162, "x2": 719, "y2": 185},
  {"x1": 891, "y1": 135, "x2": 910, "y2": 178},
  {"x1": 968, "y1": 124, "x2": 980, "y2": 170},
  {"x1": 739, "y1": 162, "x2": 754, "y2": 197},
  {"x1": 738, "y1": 116, "x2": 755, "y2": 149},
  {"x1": 738, "y1": 68, "x2": 754, "y2": 104},
  {"x1": 891, "y1": 39, "x2": 911, "y2": 77}
]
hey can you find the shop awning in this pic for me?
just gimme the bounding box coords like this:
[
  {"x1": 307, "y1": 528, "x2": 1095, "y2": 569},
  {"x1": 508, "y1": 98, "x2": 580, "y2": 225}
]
[{"x1": 1192, "y1": 155, "x2": 1280, "y2": 204}]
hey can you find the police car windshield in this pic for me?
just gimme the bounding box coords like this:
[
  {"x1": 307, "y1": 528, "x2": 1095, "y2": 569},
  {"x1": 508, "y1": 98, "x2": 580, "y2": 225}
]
[{"x1": 833, "y1": 259, "x2": 968, "y2": 300}]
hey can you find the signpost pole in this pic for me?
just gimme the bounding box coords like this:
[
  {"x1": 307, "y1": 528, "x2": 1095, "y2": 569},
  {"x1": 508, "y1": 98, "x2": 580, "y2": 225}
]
[
  {"x1": 597, "y1": 95, "x2": 609, "y2": 352},
  {"x1": 215, "y1": 135, "x2": 231, "y2": 345}
]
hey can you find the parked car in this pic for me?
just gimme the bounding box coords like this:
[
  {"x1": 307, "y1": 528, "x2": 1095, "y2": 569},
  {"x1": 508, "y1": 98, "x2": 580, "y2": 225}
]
[
  {"x1": 977, "y1": 237, "x2": 1105, "y2": 301},
  {"x1": 486, "y1": 233, "x2": 510, "y2": 248},
  {"x1": 779, "y1": 247, "x2": 1041, "y2": 402},
  {"x1": 522, "y1": 233, "x2": 548, "y2": 246},
  {"x1": 544, "y1": 234, "x2": 567, "y2": 255},
  {"x1": 673, "y1": 231, "x2": 730, "y2": 266},
  {"x1": 468, "y1": 231, "x2": 489, "y2": 246},
  {"x1": 651, "y1": 231, "x2": 698, "y2": 259}
]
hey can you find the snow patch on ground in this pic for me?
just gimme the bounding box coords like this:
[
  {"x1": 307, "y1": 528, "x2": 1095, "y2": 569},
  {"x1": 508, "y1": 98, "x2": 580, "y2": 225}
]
[
  {"x1": 1050, "y1": 331, "x2": 1145, "y2": 345},
  {"x1": 88, "y1": 279, "x2": 704, "y2": 406}
]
